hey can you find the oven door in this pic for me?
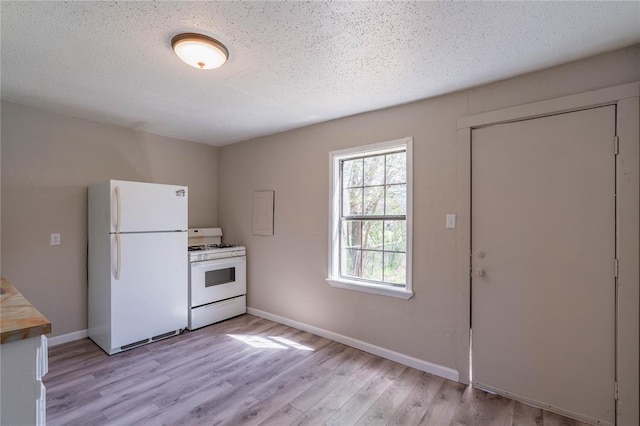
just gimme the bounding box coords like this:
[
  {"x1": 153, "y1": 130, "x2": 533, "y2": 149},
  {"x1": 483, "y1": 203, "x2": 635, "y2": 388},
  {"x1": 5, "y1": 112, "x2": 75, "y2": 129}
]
[{"x1": 190, "y1": 256, "x2": 246, "y2": 307}]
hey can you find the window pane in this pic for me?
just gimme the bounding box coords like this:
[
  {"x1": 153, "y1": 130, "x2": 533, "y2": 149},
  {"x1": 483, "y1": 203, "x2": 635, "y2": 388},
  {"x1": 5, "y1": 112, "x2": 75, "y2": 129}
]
[
  {"x1": 384, "y1": 220, "x2": 406, "y2": 252},
  {"x1": 362, "y1": 220, "x2": 383, "y2": 250},
  {"x1": 363, "y1": 186, "x2": 384, "y2": 216},
  {"x1": 343, "y1": 188, "x2": 363, "y2": 216},
  {"x1": 341, "y1": 249, "x2": 361, "y2": 278},
  {"x1": 362, "y1": 250, "x2": 383, "y2": 281},
  {"x1": 333, "y1": 142, "x2": 410, "y2": 291},
  {"x1": 385, "y1": 184, "x2": 406, "y2": 215},
  {"x1": 386, "y1": 152, "x2": 406, "y2": 184},
  {"x1": 364, "y1": 156, "x2": 385, "y2": 186},
  {"x1": 342, "y1": 159, "x2": 363, "y2": 188},
  {"x1": 341, "y1": 220, "x2": 362, "y2": 249},
  {"x1": 384, "y1": 252, "x2": 406, "y2": 285}
]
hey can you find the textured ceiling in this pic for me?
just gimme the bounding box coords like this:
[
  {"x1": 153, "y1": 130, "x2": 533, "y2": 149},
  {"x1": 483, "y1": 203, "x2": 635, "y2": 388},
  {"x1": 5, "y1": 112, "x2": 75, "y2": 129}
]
[{"x1": 1, "y1": 1, "x2": 639, "y2": 146}]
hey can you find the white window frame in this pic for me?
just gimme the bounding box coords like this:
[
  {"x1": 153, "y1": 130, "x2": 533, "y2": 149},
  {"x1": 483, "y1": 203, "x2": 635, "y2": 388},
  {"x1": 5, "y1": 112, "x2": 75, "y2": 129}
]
[{"x1": 327, "y1": 137, "x2": 413, "y2": 299}]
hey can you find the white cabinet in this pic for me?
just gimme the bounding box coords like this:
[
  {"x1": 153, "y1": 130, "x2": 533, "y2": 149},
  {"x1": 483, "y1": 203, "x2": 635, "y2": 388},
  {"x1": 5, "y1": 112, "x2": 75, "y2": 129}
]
[{"x1": 0, "y1": 335, "x2": 48, "y2": 425}]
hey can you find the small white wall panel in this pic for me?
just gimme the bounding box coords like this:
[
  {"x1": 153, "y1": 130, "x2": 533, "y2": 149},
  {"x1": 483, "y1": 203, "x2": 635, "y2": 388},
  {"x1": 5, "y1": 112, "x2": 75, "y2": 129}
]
[{"x1": 252, "y1": 190, "x2": 274, "y2": 236}]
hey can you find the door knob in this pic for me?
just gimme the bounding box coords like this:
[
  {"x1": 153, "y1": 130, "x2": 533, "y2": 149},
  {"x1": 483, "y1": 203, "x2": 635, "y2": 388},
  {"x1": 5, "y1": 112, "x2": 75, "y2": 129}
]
[
  {"x1": 473, "y1": 269, "x2": 486, "y2": 277},
  {"x1": 475, "y1": 250, "x2": 486, "y2": 258}
]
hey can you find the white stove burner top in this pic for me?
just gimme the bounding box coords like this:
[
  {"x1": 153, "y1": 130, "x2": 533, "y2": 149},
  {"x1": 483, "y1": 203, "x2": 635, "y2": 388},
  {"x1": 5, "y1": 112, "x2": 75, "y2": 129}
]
[
  {"x1": 187, "y1": 227, "x2": 245, "y2": 261},
  {"x1": 188, "y1": 244, "x2": 246, "y2": 262}
]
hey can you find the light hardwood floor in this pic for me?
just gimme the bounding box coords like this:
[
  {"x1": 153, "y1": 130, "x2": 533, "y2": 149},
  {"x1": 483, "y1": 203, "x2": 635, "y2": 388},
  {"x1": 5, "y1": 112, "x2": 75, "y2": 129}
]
[{"x1": 45, "y1": 314, "x2": 588, "y2": 425}]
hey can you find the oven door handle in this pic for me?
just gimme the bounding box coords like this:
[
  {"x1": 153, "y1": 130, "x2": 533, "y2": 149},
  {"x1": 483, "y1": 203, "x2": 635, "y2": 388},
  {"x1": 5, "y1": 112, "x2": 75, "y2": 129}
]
[{"x1": 192, "y1": 257, "x2": 246, "y2": 270}]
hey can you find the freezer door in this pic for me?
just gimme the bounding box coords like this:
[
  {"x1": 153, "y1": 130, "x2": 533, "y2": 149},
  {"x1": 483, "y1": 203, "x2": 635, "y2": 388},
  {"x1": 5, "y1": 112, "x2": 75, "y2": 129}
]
[
  {"x1": 110, "y1": 232, "x2": 188, "y2": 349},
  {"x1": 110, "y1": 180, "x2": 187, "y2": 233}
]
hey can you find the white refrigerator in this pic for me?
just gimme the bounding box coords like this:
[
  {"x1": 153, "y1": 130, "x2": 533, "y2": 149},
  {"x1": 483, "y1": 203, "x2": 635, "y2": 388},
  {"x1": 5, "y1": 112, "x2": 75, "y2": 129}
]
[{"x1": 88, "y1": 180, "x2": 188, "y2": 355}]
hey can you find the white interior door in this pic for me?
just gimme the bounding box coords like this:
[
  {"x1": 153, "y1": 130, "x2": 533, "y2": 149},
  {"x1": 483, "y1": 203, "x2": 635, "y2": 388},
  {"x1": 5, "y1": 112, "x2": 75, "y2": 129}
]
[
  {"x1": 471, "y1": 106, "x2": 616, "y2": 425},
  {"x1": 111, "y1": 231, "x2": 188, "y2": 349}
]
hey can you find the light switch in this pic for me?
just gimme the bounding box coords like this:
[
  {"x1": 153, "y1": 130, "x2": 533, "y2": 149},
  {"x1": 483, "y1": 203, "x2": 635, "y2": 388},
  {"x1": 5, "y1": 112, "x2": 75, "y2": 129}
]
[
  {"x1": 50, "y1": 233, "x2": 61, "y2": 246},
  {"x1": 446, "y1": 214, "x2": 456, "y2": 229}
]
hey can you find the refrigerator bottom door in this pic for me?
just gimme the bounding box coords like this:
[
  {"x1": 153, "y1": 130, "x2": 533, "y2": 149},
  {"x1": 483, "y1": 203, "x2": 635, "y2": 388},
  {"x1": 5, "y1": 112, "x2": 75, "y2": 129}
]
[{"x1": 111, "y1": 232, "x2": 187, "y2": 349}]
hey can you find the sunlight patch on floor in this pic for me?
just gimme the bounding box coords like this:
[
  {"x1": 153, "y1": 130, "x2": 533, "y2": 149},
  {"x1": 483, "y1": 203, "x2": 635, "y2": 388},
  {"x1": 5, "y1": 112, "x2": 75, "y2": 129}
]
[
  {"x1": 227, "y1": 334, "x2": 314, "y2": 351},
  {"x1": 268, "y1": 336, "x2": 314, "y2": 351}
]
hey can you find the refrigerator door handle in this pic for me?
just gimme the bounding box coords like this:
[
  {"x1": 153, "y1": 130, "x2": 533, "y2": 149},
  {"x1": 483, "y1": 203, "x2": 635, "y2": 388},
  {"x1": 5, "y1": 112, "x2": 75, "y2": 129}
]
[
  {"x1": 115, "y1": 186, "x2": 121, "y2": 233},
  {"x1": 115, "y1": 234, "x2": 121, "y2": 280}
]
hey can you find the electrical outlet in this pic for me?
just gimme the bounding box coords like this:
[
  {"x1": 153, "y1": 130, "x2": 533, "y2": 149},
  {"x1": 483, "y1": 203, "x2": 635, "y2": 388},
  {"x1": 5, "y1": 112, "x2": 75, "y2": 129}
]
[{"x1": 50, "y1": 233, "x2": 61, "y2": 246}]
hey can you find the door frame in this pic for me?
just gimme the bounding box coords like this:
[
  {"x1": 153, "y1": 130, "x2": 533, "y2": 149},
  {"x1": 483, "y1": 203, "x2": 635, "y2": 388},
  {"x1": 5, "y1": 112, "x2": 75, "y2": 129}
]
[{"x1": 455, "y1": 82, "x2": 639, "y2": 425}]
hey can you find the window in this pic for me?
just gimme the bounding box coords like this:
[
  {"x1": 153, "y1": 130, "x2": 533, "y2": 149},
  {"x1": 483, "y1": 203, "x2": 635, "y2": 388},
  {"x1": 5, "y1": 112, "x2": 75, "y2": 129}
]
[{"x1": 328, "y1": 137, "x2": 413, "y2": 299}]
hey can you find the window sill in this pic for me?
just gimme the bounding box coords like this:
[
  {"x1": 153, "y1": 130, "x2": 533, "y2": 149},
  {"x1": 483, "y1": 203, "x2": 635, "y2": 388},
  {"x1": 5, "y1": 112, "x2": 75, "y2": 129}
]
[{"x1": 326, "y1": 278, "x2": 414, "y2": 300}]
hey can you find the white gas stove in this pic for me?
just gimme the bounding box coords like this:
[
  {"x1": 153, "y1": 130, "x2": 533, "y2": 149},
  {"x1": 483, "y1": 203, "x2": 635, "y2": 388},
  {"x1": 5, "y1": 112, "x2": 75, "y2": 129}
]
[{"x1": 187, "y1": 228, "x2": 246, "y2": 330}]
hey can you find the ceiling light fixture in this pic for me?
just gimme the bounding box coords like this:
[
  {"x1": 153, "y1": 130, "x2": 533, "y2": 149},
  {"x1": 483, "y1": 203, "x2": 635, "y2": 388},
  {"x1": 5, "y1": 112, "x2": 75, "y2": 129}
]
[{"x1": 171, "y1": 33, "x2": 229, "y2": 70}]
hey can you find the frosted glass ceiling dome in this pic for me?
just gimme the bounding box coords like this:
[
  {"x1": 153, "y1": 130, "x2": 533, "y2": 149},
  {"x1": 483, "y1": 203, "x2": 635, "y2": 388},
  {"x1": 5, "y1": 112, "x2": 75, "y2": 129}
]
[{"x1": 171, "y1": 33, "x2": 228, "y2": 70}]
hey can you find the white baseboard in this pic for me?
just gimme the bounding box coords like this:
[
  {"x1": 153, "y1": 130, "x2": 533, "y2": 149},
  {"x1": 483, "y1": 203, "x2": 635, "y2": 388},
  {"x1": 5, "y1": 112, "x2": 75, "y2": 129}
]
[
  {"x1": 47, "y1": 329, "x2": 88, "y2": 347},
  {"x1": 247, "y1": 307, "x2": 460, "y2": 382}
]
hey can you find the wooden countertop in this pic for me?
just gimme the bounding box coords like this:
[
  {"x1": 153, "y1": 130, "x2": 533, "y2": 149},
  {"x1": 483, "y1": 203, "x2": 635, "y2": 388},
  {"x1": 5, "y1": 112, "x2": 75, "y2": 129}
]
[{"x1": 1, "y1": 278, "x2": 51, "y2": 344}]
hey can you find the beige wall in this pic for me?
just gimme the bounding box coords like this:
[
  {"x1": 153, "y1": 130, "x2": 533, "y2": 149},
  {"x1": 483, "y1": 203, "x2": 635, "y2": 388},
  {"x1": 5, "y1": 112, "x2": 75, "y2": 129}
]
[
  {"x1": 218, "y1": 45, "x2": 640, "y2": 374},
  {"x1": 1, "y1": 102, "x2": 219, "y2": 337},
  {"x1": 1, "y1": 44, "x2": 637, "y2": 368}
]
